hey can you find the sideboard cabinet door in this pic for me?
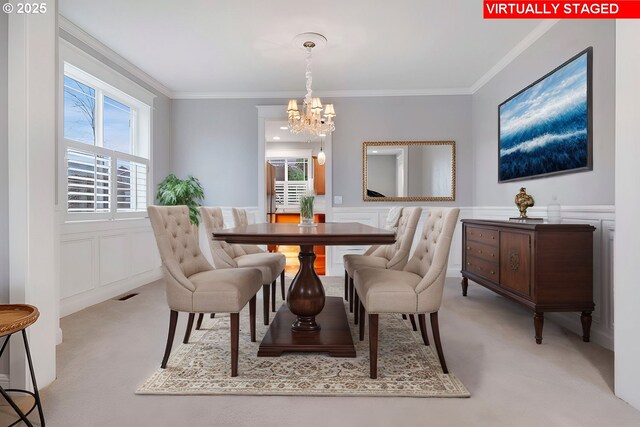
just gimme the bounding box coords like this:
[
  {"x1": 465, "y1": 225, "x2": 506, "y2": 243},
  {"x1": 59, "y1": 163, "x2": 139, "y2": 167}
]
[{"x1": 499, "y1": 232, "x2": 532, "y2": 297}]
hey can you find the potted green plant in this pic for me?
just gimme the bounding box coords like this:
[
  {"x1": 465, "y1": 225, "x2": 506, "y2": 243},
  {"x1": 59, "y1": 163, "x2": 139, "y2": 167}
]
[
  {"x1": 299, "y1": 192, "x2": 316, "y2": 227},
  {"x1": 156, "y1": 174, "x2": 205, "y2": 225}
]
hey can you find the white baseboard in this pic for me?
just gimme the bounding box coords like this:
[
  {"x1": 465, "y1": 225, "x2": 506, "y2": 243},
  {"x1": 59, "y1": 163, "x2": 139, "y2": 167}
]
[
  {"x1": 447, "y1": 268, "x2": 462, "y2": 278},
  {"x1": 0, "y1": 374, "x2": 9, "y2": 388},
  {"x1": 547, "y1": 312, "x2": 614, "y2": 350},
  {"x1": 60, "y1": 267, "x2": 163, "y2": 317}
]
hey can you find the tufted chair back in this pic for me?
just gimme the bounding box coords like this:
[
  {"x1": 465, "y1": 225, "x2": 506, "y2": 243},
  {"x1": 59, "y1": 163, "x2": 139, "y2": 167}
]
[
  {"x1": 148, "y1": 205, "x2": 214, "y2": 311},
  {"x1": 200, "y1": 207, "x2": 239, "y2": 269},
  {"x1": 366, "y1": 207, "x2": 422, "y2": 270},
  {"x1": 403, "y1": 208, "x2": 460, "y2": 311},
  {"x1": 232, "y1": 208, "x2": 249, "y2": 227}
]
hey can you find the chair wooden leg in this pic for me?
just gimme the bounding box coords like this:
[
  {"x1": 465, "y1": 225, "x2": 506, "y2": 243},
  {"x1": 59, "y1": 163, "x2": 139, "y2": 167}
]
[
  {"x1": 354, "y1": 291, "x2": 360, "y2": 325},
  {"x1": 263, "y1": 284, "x2": 270, "y2": 325},
  {"x1": 183, "y1": 313, "x2": 195, "y2": 344},
  {"x1": 196, "y1": 313, "x2": 204, "y2": 330},
  {"x1": 418, "y1": 314, "x2": 430, "y2": 346},
  {"x1": 161, "y1": 310, "x2": 178, "y2": 369},
  {"x1": 359, "y1": 301, "x2": 366, "y2": 341},
  {"x1": 249, "y1": 295, "x2": 256, "y2": 342},
  {"x1": 271, "y1": 280, "x2": 276, "y2": 312},
  {"x1": 210, "y1": 313, "x2": 216, "y2": 319},
  {"x1": 430, "y1": 312, "x2": 448, "y2": 374},
  {"x1": 344, "y1": 270, "x2": 349, "y2": 301},
  {"x1": 409, "y1": 314, "x2": 418, "y2": 331},
  {"x1": 230, "y1": 313, "x2": 240, "y2": 377},
  {"x1": 349, "y1": 277, "x2": 355, "y2": 312},
  {"x1": 369, "y1": 314, "x2": 379, "y2": 379},
  {"x1": 402, "y1": 314, "x2": 407, "y2": 320},
  {"x1": 281, "y1": 270, "x2": 286, "y2": 300}
]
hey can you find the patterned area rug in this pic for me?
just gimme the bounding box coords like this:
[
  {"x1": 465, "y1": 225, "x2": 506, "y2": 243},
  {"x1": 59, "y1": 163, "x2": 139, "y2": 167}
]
[{"x1": 137, "y1": 282, "x2": 469, "y2": 398}]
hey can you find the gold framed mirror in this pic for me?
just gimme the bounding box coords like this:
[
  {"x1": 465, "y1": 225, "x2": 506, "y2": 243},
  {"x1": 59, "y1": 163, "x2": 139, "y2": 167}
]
[{"x1": 363, "y1": 141, "x2": 456, "y2": 202}]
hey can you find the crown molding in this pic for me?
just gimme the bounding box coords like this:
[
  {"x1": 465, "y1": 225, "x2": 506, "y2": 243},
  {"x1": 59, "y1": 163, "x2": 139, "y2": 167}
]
[
  {"x1": 469, "y1": 19, "x2": 560, "y2": 94},
  {"x1": 172, "y1": 87, "x2": 471, "y2": 99},
  {"x1": 58, "y1": 14, "x2": 174, "y2": 98}
]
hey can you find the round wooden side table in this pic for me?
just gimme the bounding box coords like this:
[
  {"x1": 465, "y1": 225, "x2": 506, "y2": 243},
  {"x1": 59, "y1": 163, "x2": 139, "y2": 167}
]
[{"x1": 0, "y1": 305, "x2": 45, "y2": 427}]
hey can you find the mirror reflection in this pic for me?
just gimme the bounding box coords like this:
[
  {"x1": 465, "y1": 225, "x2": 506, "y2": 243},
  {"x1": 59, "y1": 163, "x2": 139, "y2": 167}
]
[{"x1": 363, "y1": 141, "x2": 455, "y2": 201}]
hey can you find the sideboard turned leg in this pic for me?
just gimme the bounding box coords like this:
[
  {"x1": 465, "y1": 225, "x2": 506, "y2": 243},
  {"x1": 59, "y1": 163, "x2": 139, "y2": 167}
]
[
  {"x1": 534, "y1": 312, "x2": 544, "y2": 344},
  {"x1": 581, "y1": 311, "x2": 592, "y2": 343},
  {"x1": 461, "y1": 277, "x2": 468, "y2": 297}
]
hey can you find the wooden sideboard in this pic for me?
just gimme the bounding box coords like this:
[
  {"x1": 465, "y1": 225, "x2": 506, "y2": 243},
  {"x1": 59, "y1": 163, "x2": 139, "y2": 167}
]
[{"x1": 460, "y1": 219, "x2": 595, "y2": 344}]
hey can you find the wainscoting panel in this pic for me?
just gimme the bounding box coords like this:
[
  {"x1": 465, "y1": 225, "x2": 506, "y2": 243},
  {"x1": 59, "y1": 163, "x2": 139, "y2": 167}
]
[
  {"x1": 60, "y1": 238, "x2": 95, "y2": 299},
  {"x1": 99, "y1": 234, "x2": 130, "y2": 286},
  {"x1": 130, "y1": 230, "x2": 161, "y2": 275},
  {"x1": 60, "y1": 219, "x2": 162, "y2": 317}
]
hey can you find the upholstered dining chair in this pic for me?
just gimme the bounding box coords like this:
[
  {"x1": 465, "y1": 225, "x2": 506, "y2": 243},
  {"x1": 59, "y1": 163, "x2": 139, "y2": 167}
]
[
  {"x1": 343, "y1": 207, "x2": 422, "y2": 326},
  {"x1": 232, "y1": 207, "x2": 286, "y2": 305},
  {"x1": 148, "y1": 205, "x2": 263, "y2": 377},
  {"x1": 201, "y1": 207, "x2": 286, "y2": 325},
  {"x1": 354, "y1": 207, "x2": 460, "y2": 378}
]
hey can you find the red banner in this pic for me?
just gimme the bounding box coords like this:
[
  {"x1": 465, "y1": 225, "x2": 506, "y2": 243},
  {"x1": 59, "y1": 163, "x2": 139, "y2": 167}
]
[{"x1": 484, "y1": 1, "x2": 640, "y2": 18}]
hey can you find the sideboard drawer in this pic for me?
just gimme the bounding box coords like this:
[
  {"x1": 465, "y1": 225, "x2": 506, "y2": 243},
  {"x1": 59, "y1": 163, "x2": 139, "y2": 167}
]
[
  {"x1": 465, "y1": 241, "x2": 498, "y2": 263},
  {"x1": 465, "y1": 256, "x2": 498, "y2": 281},
  {"x1": 466, "y1": 227, "x2": 499, "y2": 247}
]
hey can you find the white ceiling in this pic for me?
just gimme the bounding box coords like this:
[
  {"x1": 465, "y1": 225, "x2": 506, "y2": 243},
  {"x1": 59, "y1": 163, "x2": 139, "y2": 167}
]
[{"x1": 59, "y1": 0, "x2": 545, "y2": 98}]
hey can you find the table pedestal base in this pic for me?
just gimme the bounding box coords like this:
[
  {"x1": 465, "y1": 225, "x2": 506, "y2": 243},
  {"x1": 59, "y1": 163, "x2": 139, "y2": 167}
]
[{"x1": 258, "y1": 297, "x2": 356, "y2": 357}]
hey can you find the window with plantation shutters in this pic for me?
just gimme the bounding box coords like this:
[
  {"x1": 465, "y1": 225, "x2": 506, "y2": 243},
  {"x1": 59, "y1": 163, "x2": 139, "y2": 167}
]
[
  {"x1": 66, "y1": 148, "x2": 111, "y2": 213},
  {"x1": 268, "y1": 158, "x2": 311, "y2": 208},
  {"x1": 63, "y1": 63, "x2": 151, "y2": 220}
]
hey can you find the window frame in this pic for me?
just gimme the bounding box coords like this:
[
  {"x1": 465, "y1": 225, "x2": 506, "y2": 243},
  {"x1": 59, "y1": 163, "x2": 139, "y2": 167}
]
[{"x1": 60, "y1": 40, "x2": 155, "y2": 222}]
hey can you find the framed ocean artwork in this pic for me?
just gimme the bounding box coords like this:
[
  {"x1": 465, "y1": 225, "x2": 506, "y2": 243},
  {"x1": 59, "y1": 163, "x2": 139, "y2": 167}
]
[{"x1": 498, "y1": 47, "x2": 593, "y2": 182}]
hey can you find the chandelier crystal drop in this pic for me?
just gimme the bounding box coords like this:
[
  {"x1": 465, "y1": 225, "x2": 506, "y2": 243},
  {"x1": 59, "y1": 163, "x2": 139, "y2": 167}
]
[{"x1": 287, "y1": 37, "x2": 335, "y2": 137}]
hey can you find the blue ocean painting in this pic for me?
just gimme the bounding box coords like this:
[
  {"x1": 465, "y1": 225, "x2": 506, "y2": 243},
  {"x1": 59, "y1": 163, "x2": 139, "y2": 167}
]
[{"x1": 499, "y1": 51, "x2": 590, "y2": 181}]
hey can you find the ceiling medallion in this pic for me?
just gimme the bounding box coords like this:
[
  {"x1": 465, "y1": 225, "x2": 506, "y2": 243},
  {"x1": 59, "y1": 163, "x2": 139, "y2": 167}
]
[{"x1": 287, "y1": 33, "x2": 335, "y2": 137}]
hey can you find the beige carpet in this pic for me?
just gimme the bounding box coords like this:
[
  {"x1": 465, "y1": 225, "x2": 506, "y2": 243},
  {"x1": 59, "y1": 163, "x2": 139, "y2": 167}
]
[
  {"x1": 137, "y1": 287, "x2": 469, "y2": 398},
  {"x1": 41, "y1": 277, "x2": 640, "y2": 426}
]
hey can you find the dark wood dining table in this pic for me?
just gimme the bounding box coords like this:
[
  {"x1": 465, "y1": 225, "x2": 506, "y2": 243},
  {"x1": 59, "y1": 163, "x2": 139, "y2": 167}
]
[{"x1": 212, "y1": 222, "x2": 396, "y2": 357}]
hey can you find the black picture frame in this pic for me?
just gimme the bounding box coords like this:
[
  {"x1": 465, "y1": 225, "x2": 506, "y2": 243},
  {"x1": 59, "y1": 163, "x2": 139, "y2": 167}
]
[{"x1": 498, "y1": 46, "x2": 593, "y2": 183}]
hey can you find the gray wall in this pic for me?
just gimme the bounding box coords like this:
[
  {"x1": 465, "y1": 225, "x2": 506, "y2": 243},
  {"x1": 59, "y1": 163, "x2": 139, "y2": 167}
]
[
  {"x1": 59, "y1": 31, "x2": 172, "y2": 200},
  {"x1": 172, "y1": 95, "x2": 472, "y2": 207},
  {"x1": 472, "y1": 20, "x2": 615, "y2": 207},
  {"x1": 172, "y1": 98, "x2": 281, "y2": 207},
  {"x1": 331, "y1": 96, "x2": 472, "y2": 206},
  {"x1": 1, "y1": 13, "x2": 8, "y2": 304}
]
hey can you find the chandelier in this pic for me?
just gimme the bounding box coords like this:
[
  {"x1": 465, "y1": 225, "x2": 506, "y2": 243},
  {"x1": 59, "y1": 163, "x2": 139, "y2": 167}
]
[{"x1": 287, "y1": 33, "x2": 335, "y2": 137}]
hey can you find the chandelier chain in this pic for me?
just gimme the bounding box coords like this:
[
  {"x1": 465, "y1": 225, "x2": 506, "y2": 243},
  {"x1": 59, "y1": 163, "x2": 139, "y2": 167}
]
[{"x1": 305, "y1": 46, "x2": 313, "y2": 106}]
